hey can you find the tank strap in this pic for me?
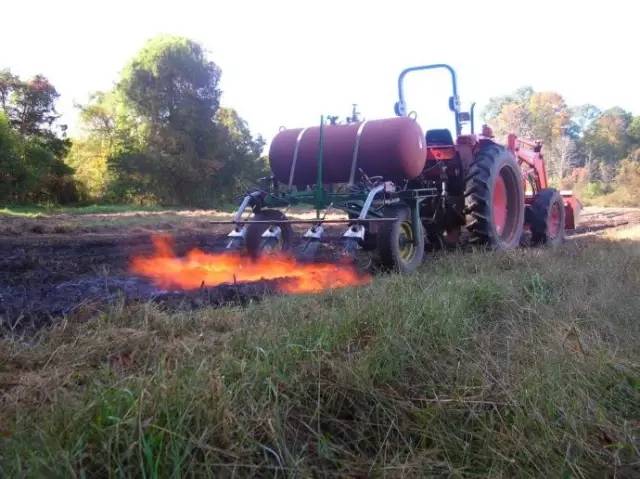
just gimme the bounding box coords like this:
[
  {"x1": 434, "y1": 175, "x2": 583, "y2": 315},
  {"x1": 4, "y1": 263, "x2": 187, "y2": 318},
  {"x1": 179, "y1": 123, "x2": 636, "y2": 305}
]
[
  {"x1": 288, "y1": 127, "x2": 309, "y2": 189},
  {"x1": 348, "y1": 121, "x2": 369, "y2": 186}
]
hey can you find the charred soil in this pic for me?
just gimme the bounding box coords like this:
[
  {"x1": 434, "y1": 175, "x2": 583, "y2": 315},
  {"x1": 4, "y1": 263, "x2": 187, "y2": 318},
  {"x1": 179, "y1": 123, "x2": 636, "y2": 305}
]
[{"x1": 1, "y1": 206, "x2": 638, "y2": 333}]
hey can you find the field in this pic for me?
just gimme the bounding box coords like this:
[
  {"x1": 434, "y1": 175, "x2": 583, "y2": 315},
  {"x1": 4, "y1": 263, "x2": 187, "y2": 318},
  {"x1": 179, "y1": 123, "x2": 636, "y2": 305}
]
[{"x1": 1, "y1": 206, "x2": 639, "y2": 477}]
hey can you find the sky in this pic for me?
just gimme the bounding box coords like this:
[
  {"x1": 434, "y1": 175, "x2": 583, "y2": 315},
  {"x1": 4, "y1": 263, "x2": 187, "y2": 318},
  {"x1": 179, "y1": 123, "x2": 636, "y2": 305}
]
[{"x1": 2, "y1": 0, "x2": 639, "y2": 141}]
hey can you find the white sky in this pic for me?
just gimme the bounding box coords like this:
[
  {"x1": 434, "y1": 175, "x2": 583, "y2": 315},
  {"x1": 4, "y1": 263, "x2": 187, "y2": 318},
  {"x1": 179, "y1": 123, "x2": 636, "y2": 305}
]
[{"x1": 2, "y1": 0, "x2": 638, "y2": 140}]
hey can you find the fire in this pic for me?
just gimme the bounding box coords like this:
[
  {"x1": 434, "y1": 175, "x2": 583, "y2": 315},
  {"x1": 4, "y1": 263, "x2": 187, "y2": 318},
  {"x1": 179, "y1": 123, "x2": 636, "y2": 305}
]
[{"x1": 130, "y1": 235, "x2": 371, "y2": 294}]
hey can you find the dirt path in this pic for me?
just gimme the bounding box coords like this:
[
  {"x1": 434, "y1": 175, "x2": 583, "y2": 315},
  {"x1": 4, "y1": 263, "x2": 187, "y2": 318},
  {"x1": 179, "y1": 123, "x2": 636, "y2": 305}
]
[
  {"x1": 1, "y1": 206, "x2": 638, "y2": 333},
  {"x1": 571, "y1": 206, "x2": 640, "y2": 236}
]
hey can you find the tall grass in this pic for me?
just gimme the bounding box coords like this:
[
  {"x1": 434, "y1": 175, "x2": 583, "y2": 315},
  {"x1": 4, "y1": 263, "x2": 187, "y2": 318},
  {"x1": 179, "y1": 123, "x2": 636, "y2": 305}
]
[{"x1": 1, "y1": 229, "x2": 639, "y2": 477}]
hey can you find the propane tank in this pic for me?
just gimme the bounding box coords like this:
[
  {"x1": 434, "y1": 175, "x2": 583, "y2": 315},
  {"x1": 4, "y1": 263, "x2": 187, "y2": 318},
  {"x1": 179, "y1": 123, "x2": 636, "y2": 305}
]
[{"x1": 269, "y1": 116, "x2": 426, "y2": 186}]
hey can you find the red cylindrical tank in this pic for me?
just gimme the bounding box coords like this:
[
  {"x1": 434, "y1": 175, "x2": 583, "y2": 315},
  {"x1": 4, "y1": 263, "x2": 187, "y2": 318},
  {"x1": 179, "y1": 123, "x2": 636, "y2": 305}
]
[{"x1": 269, "y1": 116, "x2": 426, "y2": 185}]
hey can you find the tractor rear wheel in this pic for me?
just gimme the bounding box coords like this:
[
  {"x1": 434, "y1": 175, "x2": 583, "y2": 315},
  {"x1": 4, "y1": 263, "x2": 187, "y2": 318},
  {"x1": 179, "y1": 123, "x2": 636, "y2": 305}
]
[
  {"x1": 465, "y1": 144, "x2": 525, "y2": 249},
  {"x1": 377, "y1": 206, "x2": 424, "y2": 273},
  {"x1": 529, "y1": 188, "x2": 565, "y2": 246},
  {"x1": 245, "y1": 209, "x2": 293, "y2": 258}
]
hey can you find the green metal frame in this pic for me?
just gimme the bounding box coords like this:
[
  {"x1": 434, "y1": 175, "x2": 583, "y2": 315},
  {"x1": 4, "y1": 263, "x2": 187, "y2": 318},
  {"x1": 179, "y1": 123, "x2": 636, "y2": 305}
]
[{"x1": 245, "y1": 116, "x2": 438, "y2": 247}]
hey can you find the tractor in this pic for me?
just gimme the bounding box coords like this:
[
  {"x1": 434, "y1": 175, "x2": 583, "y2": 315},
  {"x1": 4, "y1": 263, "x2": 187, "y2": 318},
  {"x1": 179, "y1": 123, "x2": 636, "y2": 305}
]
[{"x1": 221, "y1": 64, "x2": 580, "y2": 273}]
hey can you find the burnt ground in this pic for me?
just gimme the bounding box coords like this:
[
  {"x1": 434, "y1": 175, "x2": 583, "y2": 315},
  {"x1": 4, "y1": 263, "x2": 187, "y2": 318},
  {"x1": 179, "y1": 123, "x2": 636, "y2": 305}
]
[
  {"x1": 0, "y1": 229, "x2": 273, "y2": 333},
  {"x1": 1, "y1": 206, "x2": 639, "y2": 334},
  {"x1": 0, "y1": 209, "x2": 353, "y2": 333}
]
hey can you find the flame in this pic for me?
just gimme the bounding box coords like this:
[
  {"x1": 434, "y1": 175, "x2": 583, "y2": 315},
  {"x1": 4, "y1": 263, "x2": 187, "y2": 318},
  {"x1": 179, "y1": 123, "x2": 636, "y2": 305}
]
[{"x1": 130, "y1": 235, "x2": 370, "y2": 294}]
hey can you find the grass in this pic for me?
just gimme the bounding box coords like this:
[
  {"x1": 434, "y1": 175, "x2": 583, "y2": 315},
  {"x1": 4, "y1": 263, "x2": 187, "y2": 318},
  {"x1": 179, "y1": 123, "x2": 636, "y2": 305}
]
[
  {"x1": 1, "y1": 227, "x2": 639, "y2": 477},
  {"x1": 581, "y1": 191, "x2": 640, "y2": 208},
  {"x1": 0, "y1": 204, "x2": 234, "y2": 235},
  {"x1": 0, "y1": 204, "x2": 173, "y2": 217}
]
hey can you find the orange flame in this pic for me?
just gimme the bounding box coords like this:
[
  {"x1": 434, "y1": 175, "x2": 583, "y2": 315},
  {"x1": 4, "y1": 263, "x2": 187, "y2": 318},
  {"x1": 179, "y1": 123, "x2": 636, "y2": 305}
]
[{"x1": 130, "y1": 235, "x2": 371, "y2": 294}]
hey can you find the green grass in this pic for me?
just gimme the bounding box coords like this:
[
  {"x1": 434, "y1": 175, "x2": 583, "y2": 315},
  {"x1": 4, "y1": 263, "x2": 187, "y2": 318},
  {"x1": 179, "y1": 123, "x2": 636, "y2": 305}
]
[
  {"x1": 0, "y1": 204, "x2": 173, "y2": 217},
  {"x1": 0, "y1": 204, "x2": 232, "y2": 234},
  {"x1": 1, "y1": 229, "x2": 639, "y2": 477}
]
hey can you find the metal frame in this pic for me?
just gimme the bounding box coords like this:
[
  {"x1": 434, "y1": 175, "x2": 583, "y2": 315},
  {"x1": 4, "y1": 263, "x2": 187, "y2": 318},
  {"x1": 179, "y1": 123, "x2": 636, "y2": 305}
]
[
  {"x1": 395, "y1": 63, "x2": 462, "y2": 136},
  {"x1": 348, "y1": 120, "x2": 369, "y2": 186},
  {"x1": 288, "y1": 127, "x2": 310, "y2": 189},
  {"x1": 469, "y1": 102, "x2": 476, "y2": 134},
  {"x1": 224, "y1": 103, "x2": 441, "y2": 255}
]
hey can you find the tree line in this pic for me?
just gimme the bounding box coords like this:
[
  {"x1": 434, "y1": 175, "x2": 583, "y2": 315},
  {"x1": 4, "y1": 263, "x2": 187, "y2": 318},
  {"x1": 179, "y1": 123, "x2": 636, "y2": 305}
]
[
  {"x1": 483, "y1": 88, "x2": 640, "y2": 203},
  {"x1": 0, "y1": 72, "x2": 75, "y2": 203},
  {"x1": 1, "y1": 35, "x2": 268, "y2": 207},
  {"x1": 1, "y1": 36, "x2": 639, "y2": 207}
]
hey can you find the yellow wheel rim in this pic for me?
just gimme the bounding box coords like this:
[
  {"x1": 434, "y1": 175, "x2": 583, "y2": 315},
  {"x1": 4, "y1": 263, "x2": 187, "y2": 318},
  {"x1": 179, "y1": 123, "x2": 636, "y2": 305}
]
[{"x1": 398, "y1": 221, "x2": 415, "y2": 262}]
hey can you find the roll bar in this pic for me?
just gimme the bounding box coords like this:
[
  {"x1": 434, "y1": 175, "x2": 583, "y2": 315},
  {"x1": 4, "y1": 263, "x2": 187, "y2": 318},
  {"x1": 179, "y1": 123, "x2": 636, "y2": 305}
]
[{"x1": 394, "y1": 63, "x2": 463, "y2": 136}]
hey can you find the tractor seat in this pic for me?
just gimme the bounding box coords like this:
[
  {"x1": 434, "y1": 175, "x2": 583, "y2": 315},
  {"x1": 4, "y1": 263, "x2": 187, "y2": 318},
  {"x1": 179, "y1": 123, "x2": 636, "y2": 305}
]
[{"x1": 425, "y1": 128, "x2": 454, "y2": 146}]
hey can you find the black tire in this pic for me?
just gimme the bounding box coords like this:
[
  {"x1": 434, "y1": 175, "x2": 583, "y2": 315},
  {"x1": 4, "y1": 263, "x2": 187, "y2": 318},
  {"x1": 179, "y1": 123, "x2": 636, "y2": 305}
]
[
  {"x1": 529, "y1": 188, "x2": 565, "y2": 246},
  {"x1": 377, "y1": 206, "x2": 424, "y2": 273},
  {"x1": 465, "y1": 144, "x2": 525, "y2": 249},
  {"x1": 245, "y1": 209, "x2": 293, "y2": 258}
]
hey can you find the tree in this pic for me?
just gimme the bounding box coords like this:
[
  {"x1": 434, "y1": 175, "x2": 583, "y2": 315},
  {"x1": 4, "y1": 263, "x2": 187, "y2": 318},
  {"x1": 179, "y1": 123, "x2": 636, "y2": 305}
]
[
  {"x1": 552, "y1": 135, "x2": 577, "y2": 179},
  {"x1": 71, "y1": 35, "x2": 266, "y2": 206},
  {"x1": 109, "y1": 36, "x2": 225, "y2": 205},
  {"x1": 568, "y1": 104, "x2": 600, "y2": 138},
  {"x1": 9, "y1": 75, "x2": 61, "y2": 135},
  {"x1": 0, "y1": 112, "x2": 23, "y2": 200},
  {"x1": 582, "y1": 107, "x2": 632, "y2": 170},
  {"x1": 0, "y1": 70, "x2": 71, "y2": 161},
  {"x1": 0, "y1": 70, "x2": 76, "y2": 203},
  {"x1": 528, "y1": 92, "x2": 571, "y2": 150},
  {"x1": 484, "y1": 88, "x2": 572, "y2": 148},
  {"x1": 67, "y1": 91, "x2": 130, "y2": 199},
  {"x1": 214, "y1": 107, "x2": 268, "y2": 195},
  {"x1": 493, "y1": 102, "x2": 532, "y2": 139},
  {"x1": 483, "y1": 86, "x2": 533, "y2": 123},
  {"x1": 0, "y1": 69, "x2": 19, "y2": 112},
  {"x1": 65, "y1": 136, "x2": 113, "y2": 198},
  {"x1": 484, "y1": 87, "x2": 572, "y2": 179}
]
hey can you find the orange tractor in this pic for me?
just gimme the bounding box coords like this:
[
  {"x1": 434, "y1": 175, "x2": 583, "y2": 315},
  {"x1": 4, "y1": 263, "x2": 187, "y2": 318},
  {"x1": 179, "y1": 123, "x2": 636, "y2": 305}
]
[{"x1": 225, "y1": 64, "x2": 580, "y2": 273}]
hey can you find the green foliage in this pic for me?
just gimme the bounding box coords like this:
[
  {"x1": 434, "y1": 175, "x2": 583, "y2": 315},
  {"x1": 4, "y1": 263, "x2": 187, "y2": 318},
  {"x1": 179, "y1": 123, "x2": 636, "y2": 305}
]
[
  {"x1": 71, "y1": 35, "x2": 266, "y2": 207},
  {"x1": 583, "y1": 181, "x2": 609, "y2": 198},
  {"x1": 568, "y1": 103, "x2": 600, "y2": 138},
  {"x1": 0, "y1": 112, "x2": 21, "y2": 199},
  {"x1": 628, "y1": 116, "x2": 640, "y2": 146},
  {"x1": 65, "y1": 136, "x2": 112, "y2": 198},
  {"x1": 7, "y1": 74, "x2": 61, "y2": 135},
  {"x1": 601, "y1": 159, "x2": 640, "y2": 206},
  {"x1": 582, "y1": 107, "x2": 634, "y2": 171},
  {"x1": 0, "y1": 70, "x2": 78, "y2": 204},
  {"x1": 576, "y1": 159, "x2": 640, "y2": 207},
  {"x1": 484, "y1": 87, "x2": 640, "y2": 187},
  {"x1": 483, "y1": 88, "x2": 573, "y2": 177}
]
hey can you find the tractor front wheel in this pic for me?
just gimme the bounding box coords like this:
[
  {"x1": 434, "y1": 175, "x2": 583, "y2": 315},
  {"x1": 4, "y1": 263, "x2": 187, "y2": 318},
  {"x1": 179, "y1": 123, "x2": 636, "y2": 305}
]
[
  {"x1": 245, "y1": 209, "x2": 293, "y2": 258},
  {"x1": 465, "y1": 144, "x2": 525, "y2": 249},
  {"x1": 377, "y1": 206, "x2": 424, "y2": 273},
  {"x1": 529, "y1": 188, "x2": 565, "y2": 246}
]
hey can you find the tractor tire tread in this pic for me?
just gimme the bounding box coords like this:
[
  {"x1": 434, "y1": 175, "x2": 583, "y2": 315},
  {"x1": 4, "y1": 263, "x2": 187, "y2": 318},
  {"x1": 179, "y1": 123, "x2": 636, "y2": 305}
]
[
  {"x1": 464, "y1": 143, "x2": 525, "y2": 249},
  {"x1": 377, "y1": 205, "x2": 424, "y2": 273},
  {"x1": 529, "y1": 188, "x2": 565, "y2": 246}
]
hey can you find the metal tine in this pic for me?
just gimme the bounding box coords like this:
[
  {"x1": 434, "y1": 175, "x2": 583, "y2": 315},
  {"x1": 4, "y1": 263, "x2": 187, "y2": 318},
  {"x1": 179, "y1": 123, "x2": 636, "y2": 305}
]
[
  {"x1": 297, "y1": 203, "x2": 333, "y2": 262},
  {"x1": 213, "y1": 218, "x2": 396, "y2": 225}
]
